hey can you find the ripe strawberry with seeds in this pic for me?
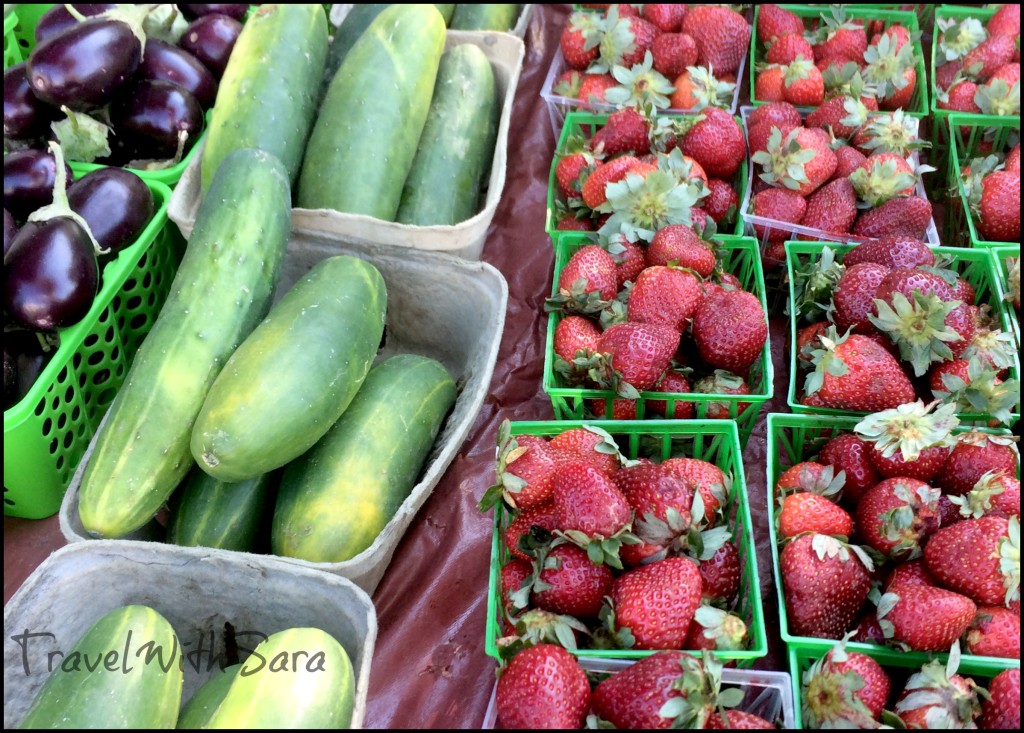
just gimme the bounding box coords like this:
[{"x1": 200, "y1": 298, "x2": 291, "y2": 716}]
[
  {"x1": 577, "y1": 72, "x2": 617, "y2": 107},
  {"x1": 684, "y1": 606, "x2": 748, "y2": 653},
  {"x1": 661, "y1": 457, "x2": 729, "y2": 518},
  {"x1": 778, "y1": 492, "x2": 854, "y2": 540},
  {"x1": 803, "y1": 328, "x2": 917, "y2": 412},
  {"x1": 561, "y1": 11, "x2": 604, "y2": 71},
  {"x1": 831, "y1": 145, "x2": 867, "y2": 180},
  {"x1": 646, "y1": 224, "x2": 716, "y2": 275},
  {"x1": 590, "y1": 106, "x2": 651, "y2": 158},
  {"x1": 963, "y1": 33, "x2": 1017, "y2": 82},
  {"x1": 529, "y1": 542, "x2": 615, "y2": 619},
  {"x1": 551, "y1": 460, "x2": 634, "y2": 567},
  {"x1": 480, "y1": 430, "x2": 561, "y2": 514},
  {"x1": 692, "y1": 289, "x2": 767, "y2": 373},
  {"x1": 855, "y1": 477, "x2": 941, "y2": 560},
  {"x1": 842, "y1": 236, "x2": 935, "y2": 270},
  {"x1": 964, "y1": 605, "x2": 1020, "y2": 658},
  {"x1": 495, "y1": 643, "x2": 591, "y2": 730},
  {"x1": 752, "y1": 126, "x2": 838, "y2": 197},
  {"x1": 854, "y1": 401, "x2": 960, "y2": 482},
  {"x1": 702, "y1": 178, "x2": 739, "y2": 226},
  {"x1": 680, "y1": 4, "x2": 751, "y2": 76},
  {"x1": 974, "y1": 169, "x2": 1020, "y2": 243},
  {"x1": 615, "y1": 461, "x2": 694, "y2": 566},
  {"x1": 940, "y1": 431, "x2": 1019, "y2": 497},
  {"x1": 609, "y1": 556, "x2": 704, "y2": 650},
  {"x1": 650, "y1": 32, "x2": 698, "y2": 78},
  {"x1": 851, "y1": 194, "x2": 933, "y2": 240},
  {"x1": 641, "y1": 4, "x2": 686, "y2": 34},
  {"x1": 876, "y1": 584, "x2": 977, "y2": 651},
  {"x1": 627, "y1": 265, "x2": 703, "y2": 335},
  {"x1": 782, "y1": 56, "x2": 825, "y2": 107},
  {"x1": 751, "y1": 188, "x2": 806, "y2": 244},
  {"x1": 800, "y1": 177, "x2": 858, "y2": 235},
  {"x1": 593, "y1": 321, "x2": 680, "y2": 396},
  {"x1": 894, "y1": 651, "x2": 984, "y2": 729},
  {"x1": 647, "y1": 369, "x2": 695, "y2": 419},
  {"x1": 555, "y1": 151, "x2": 594, "y2": 201},
  {"x1": 505, "y1": 502, "x2": 559, "y2": 561},
  {"x1": 699, "y1": 541, "x2": 742, "y2": 605},
  {"x1": 692, "y1": 370, "x2": 752, "y2": 420},
  {"x1": 951, "y1": 471, "x2": 1021, "y2": 521},
  {"x1": 597, "y1": 6, "x2": 660, "y2": 70},
  {"x1": 680, "y1": 107, "x2": 746, "y2": 179},
  {"x1": 833, "y1": 262, "x2": 892, "y2": 334},
  {"x1": 550, "y1": 426, "x2": 622, "y2": 478},
  {"x1": 758, "y1": 4, "x2": 805, "y2": 45},
  {"x1": 706, "y1": 710, "x2": 776, "y2": 729},
  {"x1": 886, "y1": 559, "x2": 938, "y2": 590},
  {"x1": 547, "y1": 244, "x2": 618, "y2": 316},
  {"x1": 849, "y1": 152, "x2": 918, "y2": 207},
  {"x1": 767, "y1": 32, "x2": 815, "y2": 66},
  {"x1": 801, "y1": 639, "x2": 891, "y2": 727},
  {"x1": 553, "y1": 314, "x2": 601, "y2": 367},
  {"x1": 774, "y1": 461, "x2": 845, "y2": 498},
  {"x1": 924, "y1": 515, "x2": 1020, "y2": 607},
  {"x1": 979, "y1": 668, "x2": 1020, "y2": 730},
  {"x1": 805, "y1": 95, "x2": 871, "y2": 141},
  {"x1": 753, "y1": 64, "x2": 787, "y2": 103}
]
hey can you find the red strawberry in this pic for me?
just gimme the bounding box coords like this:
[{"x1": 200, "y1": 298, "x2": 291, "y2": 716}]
[
  {"x1": 940, "y1": 432, "x2": 1019, "y2": 497},
  {"x1": 952, "y1": 472, "x2": 1021, "y2": 520},
  {"x1": 774, "y1": 461, "x2": 842, "y2": 497},
  {"x1": 855, "y1": 477, "x2": 941, "y2": 560},
  {"x1": 702, "y1": 178, "x2": 739, "y2": 226},
  {"x1": 681, "y1": 5, "x2": 751, "y2": 76},
  {"x1": 842, "y1": 236, "x2": 936, "y2": 269},
  {"x1": 831, "y1": 145, "x2": 868, "y2": 180},
  {"x1": 924, "y1": 516, "x2": 1019, "y2": 607},
  {"x1": 801, "y1": 642, "x2": 891, "y2": 727},
  {"x1": 531, "y1": 542, "x2": 615, "y2": 619},
  {"x1": 706, "y1": 709, "x2": 776, "y2": 729},
  {"x1": 938, "y1": 78, "x2": 982, "y2": 113},
  {"x1": 987, "y1": 4, "x2": 1021, "y2": 38},
  {"x1": 555, "y1": 215, "x2": 593, "y2": 232},
  {"x1": 661, "y1": 458, "x2": 728, "y2": 518},
  {"x1": 748, "y1": 100, "x2": 803, "y2": 130},
  {"x1": 554, "y1": 244, "x2": 618, "y2": 307},
  {"x1": 495, "y1": 643, "x2": 590, "y2": 729},
  {"x1": 692, "y1": 289, "x2": 767, "y2": 372},
  {"x1": 979, "y1": 668, "x2": 1021, "y2": 730},
  {"x1": 814, "y1": 12, "x2": 867, "y2": 70},
  {"x1": 650, "y1": 32, "x2": 698, "y2": 78},
  {"x1": 874, "y1": 266, "x2": 955, "y2": 306},
  {"x1": 692, "y1": 370, "x2": 752, "y2": 420},
  {"x1": 599, "y1": 10, "x2": 660, "y2": 69},
  {"x1": 552, "y1": 69, "x2": 583, "y2": 99},
  {"x1": 758, "y1": 4, "x2": 805, "y2": 44},
  {"x1": 800, "y1": 177, "x2": 858, "y2": 235},
  {"x1": 561, "y1": 11, "x2": 604, "y2": 70},
  {"x1": 867, "y1": 442, "x2": 953, "y2": 484},
  {"x1": 493, "y1": 434, "x2": 561, "y2": 512},
  {"x1": 779, "y1": 493, "x2": 854, "y2": 539},
  {"x1": 641, "y1": 4, "x2": 686, "y2": 33},
  {"x1": 751, "y1": 188, "x2": 807, "y2": 244},
  {"x1": 782, "y1": 57, "x2": 826, "y2": 107},
  {"x1": 647, "y1": 369, "x2": 694, "y2": 420},
  {"x1": 699, "y1": 541, "x2": 741, "y2": 604},
  {"x1": 681, "y1": 107, "x2": 747, "y2": 179},
  {"x1": 550, "y1": 427, "x2": 621, "y2": 477},
  {"x1": 781, "y1": 533, "x2": 874, "y2": 639},
  {"x1": 976, "y1": 170, "x2": 1020, "y2": 243},
  {"x1": 806, "y1": 95, "x2": 870, "y2": 141},
  {"x1": 554, "y1": 315, "x2": 601, "y2": 365},
  {"x1": 849, "y1": 152, "x2": 918, "y2": 206},
  {"x1": 505, "y1": 502, "x2": 559, "y2": 561},
  {"x1": 754, "y1": 126, "x2": 838, "y2": 197},
  {"x1": 767, "y1": 32, "x2": 815, "y2": 66},
  {"x1": 876, "y1": 583, "x2": 977, "y2": 651},
  {"x1": 886, "y1": 559, "x2": 937, "y2": 590},
  {"x1": 646, "y1": 225, "x2": 715, "y2": 274},
  {"x1": 851, "y1": 195, "x2": 933, "y2": 240},
  {"x1": 610, "y1": 557, "x2": 704, "y2": 649},
  {"x1": 595, "y1": 321, "x2": 680, "y2": 393},
  {"x1": 590, "y1": 107, "x2": 651, "y2": 158},
  {"x1": 501, "y1": 558, "x2": 532, "y2": 616},
  {"x1": 591, "y1": 651, "x2": 710, "y2": 729},
  {"x1": 934, "y1": 60, "x2": 963, "y2": 93},
  {"x1": 965, "y1": 605, "x2": 1020, "y2": 658},
  {"x1": 894, "y1": 657, "x2": 983, "y2": 729},
  {"x1": 833, "y1": 262, "x2": 892, "y2": 334},
  {"x1": 615, "y1": 462, "x2": 694, "y2": 566},
  {"x1": 753, "y1": 64, "x2": 787, "y2": 102},
  {"x1": 804, "y1": 330, "x2": 917, "y2": 411},
  {"x1": 963, "y1": 34, "x2": 1017, "y2": 82},
  {"x1": 577, "y1": 72, "x2": 617, "y2": 107},
  {"x1": 581, "y1": 155, "x2": 644, "y2": 209},
  {"x1": 555, "y1": 152, "x2": 592, "y2": 200},
  {"x1": 627, "y1": 265, "x2": 703, "y2": 335}
]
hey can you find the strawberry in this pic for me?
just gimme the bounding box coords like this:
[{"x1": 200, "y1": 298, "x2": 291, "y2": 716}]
[
  {"x1": 607, "y1": 236, "x2": 646, "y2": 288},
  {"x1": 647, "y1": 369, "x2": 694, "y2": 419},
  {"x1": 627, "y1": 265, "x2": 703, "y2": 335},
  {"x1": 874, "y1": 266, "x2": 955, "y2": 305},
  {"x1": 951, "y1": 472, "x2": 1021, "y2": 520},
  {"x1": 757, "y1": 4, "x2": 805, "y2": 44},
  {"x1": 937, "y1": 78, "x2": 982, "y2": 112},
  {"x1": 856, "y1": 400, "x2": 959, "y2": 483},
  {"x1": 754, "y1": 65, "x2": 787, "y2": 102},
  {"x1": 976, "y1": 170, "x2": 1020, "y2": 243},
  {"x1": 831, "y1": 145, "x2": 868, "y2": 180},
  {"x1": 702, "y1": 178, "x2": 739, "y2": 226},
  {"x1": 615, "y1": 461, "x2": 694, "y2": 566},
  {"x1": 851, "y1": 195, "x2": 933, "y2": 240},
  {"x1": 699, "y1": 541, "x2": 741, "y2": 604},
  {"x1": 963, "y1": 33, "x2": 1017, "y2": 82},
  {"x1": 924, "y1": 515, "x2": 1020, "y2": 607},
  {"x1": 800, "y1": 177, "x2": 858, "y2": 235},
  {"x1": 555, "y1": 152, "x2": 593, "y2": 201},
  {"x1": 894, "y1": 656, "x2": 983, "y2": 729},
  {"x1": 646, "y1": 225, "x2": 714, "y2": 274},
  {"x1": 842, "y1": 236, "x2": 935, "y2": 269},
  {"x1": 782, "y1": 57, "x2": 826, "y2": 107},
  {"x1": 934, "y1": 60, "x2": 963, "y2": 92},
  {"x1": 501, "y1": 558, "x2": 532, "y2": 616},
  {"x1": 485, "y1": 433, "x2": 561, "y2": 513},
  {"x1": 806, "y1": 95, "x2": 870, "y2": 141},
  {"x1": 554, "y1": 314, "x2": 601, "y2": 364},
  {"x1": 751, "y1": 188, "x2": 807, "y2": 244},
  {"x1": 552, "y1": 69, "x2": 583, "y2": 99},
  {"x1": 684, "y1": 605, "x2": 749, "y2": 653},
  {"x1": 778, "y1": 493, "x2": 854, "y2": 539},
  {"x1": 555, "y1": 215, "x2": 594, "y2": 232},
  {"x1": 661, "y1": 458, "x2": 729, "y2": 518},
  {"x1": 876, "y1": 584, "x2": 977, "y2": 651},
  {"x1": 774, "y1": 461, "x2": 843, "y2": 497},
  {"x1": 561, "y1": 11, "x2": 604, "y2": 71},
  {"x1": 610, "y1": 556, "x2": 704, "y2": 649},
  {"x1": 577, "y1": 72, "x2": 618, "y2": 107},
  {"x1": 650, "y1": 32, "x2": 698, "y2": 78},
  {"x1": 748, "y1": 100, "x2": 803, "y2": 130},
  {"x1": 812, "y1": 9, "x2": 867, "y2": 70},
  {"x1": 692, "y1": 289, "x2": 767, "y2": 372},
  {"x1": 855, "y1": 477, "x2": 941, "y2": 560},
  {"x1": 705, "y1": 710, "x2": 775, "y2": 729},
  {"x1": 590, "y1": 651, "x2": 711, "y2": 729},
  {"x1": 549, "y1": 426, "x2": 621, "y2": 478},
  {"x1": 886, "y1": 559, "x2": 938, "y2": 590},
  {"x1": 551, "y1": 244, "x2": 618, "y2": 312},
  {"x1": 590, "y1": 106, "x2": 651, "y2": 158},
  {"x1": 681, "y1": 5, "x2": 751, "y2": 76},
  {"x1": 505, "y1": 502, "x2": 559, "y2": 561},
  {"x1": 767, "y1": 32, "x2": 815, "y2": 66},
  {"x1": 849, "y1": 152, "x2": 918, "y2": 207},
  {"x1": 680, "y1": 107, "x2": 747, "y2": 179},
  {"x1": 833, "y1": 262, "x2": 892, "y2": 334},
  {"x1": 641, "y1": 4, "x2": 686, "y2": 34},
  {"x1": 746, "y1": 118, "x2": 798, "y2": 157},
  {"x1": 801, "y1": 640, "x2": 891, "y2": 727},
  {"x1": 598, "y1": 8, "x2": 660, "y2": 69},
  {"x1": 581, "y1": 154, "x2": 644, "y2": 209},
  {"x1": 595, "y1": 321, "x2": 680, "y2": 394},
  {"x1": 668, "y1": 66, "x2": 734, "y2": 112},
  {"x1": 804, "y1": 329, "x2": 917, "y2": 413},
  {"x1": 495, "y1": 643, "x2": 590, "y2": 729},
  {"x1": 979, "y1": 668, "x2": 1020, "y2": 730},
  {"x1": 940, "y1": 432, "x2": 1019, "y2": 497},
  {"x1": 987, "y1": 4, "x2": 1021, "y2": 38},
  {"x1": 965, "y1": 605, "x2": 1020, "y2": 658},
  {"x1": 530, "y1": 542, "x2": 615, "y2": 619},
  {"x1": 781, "y1": 533, "x2": 874, "y2": 639},
  {"x1": 752, "y1": 126, "x2": 838, "y2": 197},
  {"x1": 692, "y1": 370, "x2": 752, "y2": 420}
]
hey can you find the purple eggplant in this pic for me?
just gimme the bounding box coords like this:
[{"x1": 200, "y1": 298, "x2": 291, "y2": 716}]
[
  {"x1": 34, "y1": 4, "x2": 117, "y2": 44},
  {"x1": 4, "y1": 327, "x2": 57, "y2": 409},
  {"x1": 4, "y1": 63, "x2": 59, "y2": 140},
  {"x1": 108, "y1": 79, "x2": 204, "y2": 160},
  {"x1": 137, "y1": 38, "x2": 218, "y2": 109},
  {"x1": 180, "y1": 5, "x2": 249, "y2": 22},
  {"x1": 67, "y1": 168, "x2": 155, "y2": 257},
  {"x1": 3, "y1": 149, "x2": 75, "y2": 222},
  {"x1": 27, "y1": 16, "x2": 143, "y2": 111},
  {"x1": 178, "y1": 13, "x2": 243, "y2": 80},
  {"x1": 4, "y1": 209, "x2": 16, "y2": 259},
  {"x1": 4, "y1": 218, "x2": 99, "y2": 331}
]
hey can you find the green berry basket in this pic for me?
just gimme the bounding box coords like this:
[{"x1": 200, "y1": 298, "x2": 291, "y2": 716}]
[
  {"x1": 785, "y1": 240, "x2": 1022, "y2": 428},
  {"x1": 945, "y1": 112, "x2": 1021, "y2": 249},
  {"x1": 544, "y1": 233, "x2": 773, "y2": 448},
  {"x1": 989, "y1": 245, "x2": 1021, "y2": 351},
  {"x1": 483, "y1": 418, "x2": 767, "y2": 665},
  {"x1": 766, "y1": 412, "x2": 1021, "y2": 685},
  {"x1": 3, "y1": 181, "x2": 182, "y2": 519},
  {"x1": 748, "y1": 5, "x2": 928, "y2": 118},
  {"x1": 545, "y1": 110, "x2": 749, "y2": 241},
  {"x1": 788, "y1": 643, "x2": 1014, "y2": 730},
  {"x1": 3, "y1": 7, "x2": 21, "y2": 67}
]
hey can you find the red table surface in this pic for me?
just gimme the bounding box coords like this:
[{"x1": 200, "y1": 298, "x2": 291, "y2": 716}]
[{"x1": 8, "y1": 4, "x2": 836, "y2": 728}]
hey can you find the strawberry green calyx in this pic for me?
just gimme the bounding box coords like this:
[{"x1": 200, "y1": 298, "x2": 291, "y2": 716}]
[
  {"x1": 557, "y1": 524, "x2": 641, "y2": 570},
  {"x1": 863, "y1": 32, "x2": 917, "y2": 102},
  {"x1": 821, "y1": 61, "x2": 865, "y2": 97},
  {"x1": 691, "y1": 606, "x2": 749, "y2": 651},
  {"x1": 552, "y1": 69, "x2": 583, "y2": 98},
  {"x1": 657, "y1": 147, "x2": 711, "y2": 196},
  {"x1": 999, "y1": 516, "x2": 1020, "y2": 607},
  {"x1": 893, "y1": 644, "x2": 984, "y2": 729},
  {"x1": 934, "y1": 358, "x2": 1020, "y2": 427},
  {"x1": 659, "y1": 654, "x2": 718, "y2": 729},
  {"x1": 568, "y1": 10, "x2": 605, "y2": 53},
  {"x1": 649, "y1": 115, "x2": 698, "y2": 153},
  {"x1": 604, "y1": 52, "x2": 675, "y2": 111},
  {"x1": 678, "y1": 65, "x2": 736, "y2": 112},
  {"x1": 808, "y1": 5, "x2": 860, "y2": 46},
  {"x1": 975, "y1": 79, "x2": 1021, "y2": 118},
  {"x1": 804, "y1": 327, "x2": 851, "y2": 397},
  {"x1": 879, "y1": 481, "x2": 942, "y2": 560},
  {"x1": 581, "y1": 424, "x2": 628, "y2": 461},
  {"x1": 778, "y1": 463, "x2": 846, "y2": 500},
  {"x1": 849, "y1": 156, "x2": 920, "y2": 207},
  {"x1": 937, "y1": 16, "x2": 987, "y2": 62},
  {"x1": 497, "y1": 609, "x2": 590, "y2": 660},
  {"x1": 858, "y1": 110, "x2": 928, "y2": 156},
  {"x1": 545, "y1": 277, "x2": 615, "y2": 316},
  {"x1": 868, "y1": 293, "x2": 964, "y2": 376},
  {"x1": 598, "y1": 170, "x2": 703, "y2": 243},
  {"x1": 791, "y1": 245, "x2": 845, "y2": 323},
  {"x1": 692, "y1": 370, "x2": 748, "y2": 418},
  {"x1": 1006, "y1": 256, "x2": 1020, "y2": 311},
  {"x1": 854, "y1": 400, "x2": 959, "y2": 462},
  {"x1": 951, "y1": 470, "x2": 1015, "y2": 520},
  {"x1": 962, "y1": 325, "x2": 1018, "y2": 372},
  {"x1": 594, "y1": 5, "x2": 636, "y2": 74},
  {"x1": 801, "y1": 638, "x2": 883, "y2": 729},
  {"x1": 962, "y1": 154, "x2": 1003, "y2": 209},
  {"x1": 751, "y1": 126, "x2": 816, "y2": 191},
  {"x1": 479, "y1": 420, "x2": 532, "y2": 512}
]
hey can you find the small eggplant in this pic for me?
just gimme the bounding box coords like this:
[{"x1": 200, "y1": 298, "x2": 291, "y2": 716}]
[
  {"x1": 108, "y1": 79, "x2": 204, "y2": 160},
  {"x1": 4, "y1": 63, "x2": 59, "y2": 140},
  {"x1": 180, "y1": 5, "x2": 250, "y2": 22},
  {"x1": 3, "y1": 149, "x2": 75, "y2": 222},
  {"x1": 34, "y1": 4, "x2": 117, "y2": 44},
  {"x1": 68, "y1": 168, "x2": 155, "y2": 257},
  {"x1": 4, "y1": 327, "x2": 58, "y2": 410},
  {"x1": 4, "y1": 209, "x2": 16, "y2": 259},
  {"x1": 137, "y1": 38, "x2": 218, "y2": 109},
  {"x1": 178, "y1": 13, "x2": 243, "y2": 80},
  {"x1": 27, "y1": 14, "x2": 145, "y2": 111}
]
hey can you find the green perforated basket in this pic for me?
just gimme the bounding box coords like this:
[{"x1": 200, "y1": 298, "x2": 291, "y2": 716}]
[
  {"x1": 484, "y1": 419, "x2": 767, "y2": 665},
  {"x1": 3, "y1": 7, "x2": 21, "y2": 67},
  {"x1": 989, "y1": 245, "x2": 1021, "y2": 351},
  {"x1": 543, "y1": 233, "x2": 773, "y2": 447},
  {"x1": 3, "y1": 181, "x2": 182, "y2": 519}
]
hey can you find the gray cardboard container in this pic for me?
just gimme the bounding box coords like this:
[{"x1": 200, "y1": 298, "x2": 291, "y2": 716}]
[
  {"x1": 3, "y1": 541, "x2": 376, "y2": 729},
  {"x1": 481, "y1": 658, "x2": 796, "y2": 728},
  {"x1": 167, "y1": 30, "x2": 526, "y2": 261},
  {"x1": 59, "y1": 232, "x2": 509, "y2": 594}
]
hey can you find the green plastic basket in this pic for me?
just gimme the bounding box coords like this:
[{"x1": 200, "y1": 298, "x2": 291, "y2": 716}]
[
  {"x1": 989, "y1": 245, "x2": 1021, "y2": 351},
  {"x1": 3, "y1": 181, "x2": 182, "y2": 519},
  {"x1": 946, "y1": 112, "x2": 1022, "y2": 248},
  {"x1": 6, "y1": 3, "x2": 208, "y2": 186},
  {"x1": 543, "y1": 233, "x2": 773, "y2": 447},
  {"x1": 766, "y1": 412, "x2": 1021, "y2": 693},
  {"x1": 789, "y1": 643, "x2": 1017, "y2": 729},
  {"x1": 484, "y1": 418, "x2": 767, "y2": 665},
  {"x1": 748, "y1": 5, "x2": 928, "y2": 118},
  {"x1": 3, "y1": 7, "x2": 20, "y2": 67},
  {"x1": 545, "y1": 110, "x2": 749, "y2": 241},
  {"x1": 785, "y1": 240, "x2": 1022, "y2": 427}
]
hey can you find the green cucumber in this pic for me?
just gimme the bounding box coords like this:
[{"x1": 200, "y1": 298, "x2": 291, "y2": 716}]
[
  {"x1": 434, "y1": 4, "x2": 456, "y2": 24},
  {"x1": 201, "y1": 4, "x2": 328, "y2": 191},
  {"x1": 319, "y1": 4, "x2": 391, "y2": 101},
  {"x1": 450, "y1": 4, "x2": 521, "y2": 31},
  {"x1": 396, "y1": 44, "x2": 499, "y2": 226},
  {"x1": 272, "y1": 354, "x2": 457, "y2": 563},
  {"x1": 176, "y1": 665, "x2": 240, "y2": 729},
  {"x1": 204, "y1": 628, "x2": 355, "y2": 729},
  {"x1": 296, "y1": 3, "x2": 446, "y2": 219},
  {"x1": 20, "y1": 605, "x2": 183, "y2": 729},
  {"x1": 165, "y1": 468, "x2": 275, "y2": 552},
  {"x1": 190, "y1": 256, "x2": 387, "y2": 482},
  {"x1": 77, "y1": 149, "x2": 292, "y2": 539}
]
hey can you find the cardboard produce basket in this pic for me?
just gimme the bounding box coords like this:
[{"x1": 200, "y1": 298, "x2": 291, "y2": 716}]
[
  {"x1": 2, "y1": 541, "x2": 376, "y2": 729},
  {"x1": 168, "y1": 30, "x2": 526, "y2": 261},
  {"x1": 59, "y1": 231, "x2": 508, "y2": 595}
]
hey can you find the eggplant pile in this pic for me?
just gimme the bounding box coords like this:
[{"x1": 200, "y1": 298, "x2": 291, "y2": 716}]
[{"x1": 3, "y1": 4, "x2": 246, "y2": 169}]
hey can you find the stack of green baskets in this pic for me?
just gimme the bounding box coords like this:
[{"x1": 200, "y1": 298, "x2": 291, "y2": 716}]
[{"x1": 484, "y1": 419, "x2": 767, "y2": 666}]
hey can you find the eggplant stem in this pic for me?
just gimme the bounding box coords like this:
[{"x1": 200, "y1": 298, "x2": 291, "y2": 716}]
[
  {"x1": 64, "y1": 4, "x2": 87, "y2": 22},
  {"x1": 26, "y1": 142, "x2": 109, "y2": 257}
]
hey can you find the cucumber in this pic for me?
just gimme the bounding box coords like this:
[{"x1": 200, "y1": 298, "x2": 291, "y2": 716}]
[
  {"x1": 396, "y1": 44, "x2": 499, "y2": 226},
  {"x1": 434, "y1": 4, "x2": 455, "y2": 24},
  {"x1": 176, "y1": 665, "x2": 240, "y2": 729},
  {"x1": 450, "y1": 4, "x2": 521, "y2": 31},
  {"x1": 20, "y1": 605, "x2": 183, "y2": 729},
  {"x1": 201, "y1": 4, "x2": 328, "y2": 192},
  {"x1": 204, "y1": 628, "x2": 355, "y2": 729},
  {"x1": 190, "y1": 255, "x2": 387, "y2": 482},
  {"x1": 165, "y1": 467, "x2": 275, "y2": 552},
  {"x1": 77, "y1": 149, "x2": 292, "y2": 539},
  {"x1": 272, "y1": 354, "x2": 457, "y2": 563},
  {"x1": 296, "y1": 4, "x2": 446, "y2": 219},
  {"x1": 319, "y1": 4, "x2": 390, "y2": 101}
]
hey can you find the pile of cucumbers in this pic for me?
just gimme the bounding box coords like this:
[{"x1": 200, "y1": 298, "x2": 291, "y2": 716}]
[{"x1": 199, "y1": 3, "x2": 513, "y2": 227}]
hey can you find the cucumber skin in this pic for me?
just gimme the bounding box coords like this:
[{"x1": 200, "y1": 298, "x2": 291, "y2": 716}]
[
  {"x1": 434, "y1": 4, "x2": 455, "y2": 24},
  {"x1": 396, "y1": 44, "x2": 498, "y2": 226},
  {"x1": 190, "y1": 255, "x2": 387, "y2": 482},
  {"x1": 201, "y1": 4, "x2": 328, "y2": 191},
  {"x1": 204, "y1": 628, "x2": 355, "y2": 729},
  {"x1": 272, "y1": 354, "x2": 457, "y2": 563},
  {"x1": 77, "y1": 149, "x2": 292, "y2": 539},
  {"x1": 450, "y1": 4, "x2": 521, "y2": 31},
  {"x1": 176, "y1": 665, "x2": 240, "y2": 729},
  {"x1": 165, "y1": 468, "x2": 275, "y2": 552},
  {"x1": 319, "y1": 4, "x2": 391, "y2": 101},
  {"x1": 297, "y1": 4, "x2": 446, "y2": 219},
  {"x1": 20, "y1": 606, "x2": 183, "y2": 729}
]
